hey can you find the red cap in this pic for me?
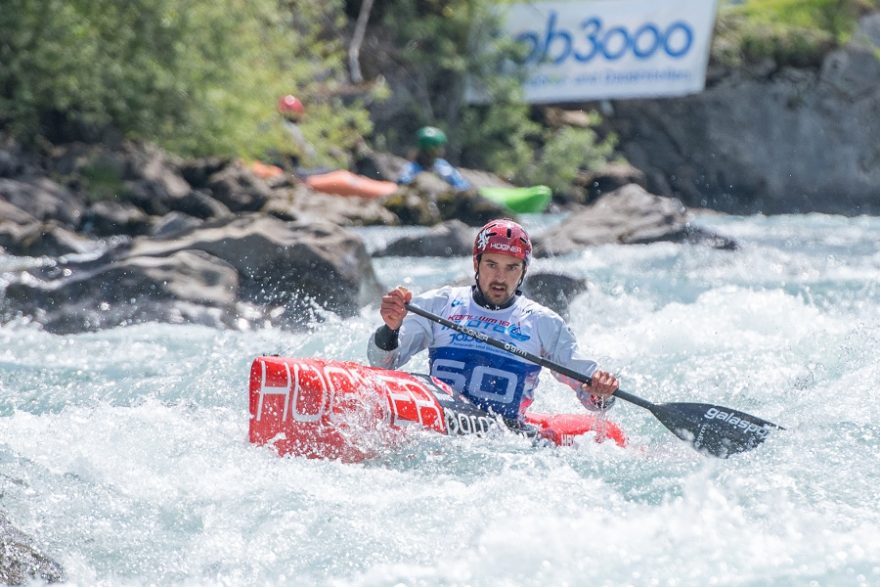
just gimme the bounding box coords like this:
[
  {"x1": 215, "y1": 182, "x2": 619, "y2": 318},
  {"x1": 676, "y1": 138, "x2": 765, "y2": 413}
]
[{"x1": 278, "y1": 95, "x2": 305, "y2": 117}]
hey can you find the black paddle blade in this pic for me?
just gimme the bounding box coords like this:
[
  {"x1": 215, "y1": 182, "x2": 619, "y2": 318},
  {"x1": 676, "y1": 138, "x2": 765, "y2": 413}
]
[{"x1": 650, "y1": 402, "x2": 784, "y2": 458}]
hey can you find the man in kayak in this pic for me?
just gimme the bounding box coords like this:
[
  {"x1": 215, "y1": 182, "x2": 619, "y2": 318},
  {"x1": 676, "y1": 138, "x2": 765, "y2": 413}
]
[
  {"x1": 278, "y1": 94, "x2": 317, "y2": 165},
  {"x1": 367, "y1": 218, "x2": 618, "y2": 423},
  {"x1": 396, "y1": 126, "x2": 471, "y2": 191}
]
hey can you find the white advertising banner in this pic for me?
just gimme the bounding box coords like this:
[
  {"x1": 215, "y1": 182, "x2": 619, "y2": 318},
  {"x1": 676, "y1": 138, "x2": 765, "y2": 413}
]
[{"x1": 471, "y1": 0, "x2": 718, "y2": 103}]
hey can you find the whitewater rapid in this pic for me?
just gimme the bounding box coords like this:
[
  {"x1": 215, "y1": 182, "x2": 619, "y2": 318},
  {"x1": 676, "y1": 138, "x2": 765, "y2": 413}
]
[{"x1": 1, "y1": 213, "x2": 878, "y2": 586}]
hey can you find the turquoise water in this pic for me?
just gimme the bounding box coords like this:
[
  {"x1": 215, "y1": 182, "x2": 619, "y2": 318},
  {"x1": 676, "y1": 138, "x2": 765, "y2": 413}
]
[{"x1": 1, "y1": 213, "x2": 878, "y2": 586}]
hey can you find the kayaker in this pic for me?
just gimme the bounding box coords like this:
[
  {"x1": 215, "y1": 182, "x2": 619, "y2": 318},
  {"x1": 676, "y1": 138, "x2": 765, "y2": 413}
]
[
  {"x1": 397, "y1": 126, "x2": 471, "y2": 191},
  {"x1": 367, "y1": 218, "x2": 618, "y2": 422},
  {"x1": 278, "y1": 94, "x2": 317, "y2": 164}
]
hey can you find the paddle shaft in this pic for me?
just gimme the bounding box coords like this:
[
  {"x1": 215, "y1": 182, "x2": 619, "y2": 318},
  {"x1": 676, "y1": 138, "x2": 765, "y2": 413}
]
[
  {"x1": 403, "y1": 302, "x2": 782, "y2": 457},
  {"x1": 404, "y1": 302, "x2": 653, "y2": 411}
]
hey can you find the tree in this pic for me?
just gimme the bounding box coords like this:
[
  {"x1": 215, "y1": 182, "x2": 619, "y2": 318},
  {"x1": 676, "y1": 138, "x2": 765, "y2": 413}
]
[{"x1": 0, "y1": 0, "x2": 370, "y2": 163}]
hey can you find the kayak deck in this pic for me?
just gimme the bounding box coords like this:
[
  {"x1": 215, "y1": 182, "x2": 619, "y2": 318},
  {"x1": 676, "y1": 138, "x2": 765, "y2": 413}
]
[{"x1": 249, "y1": 356, "x2": 626, "y2": 461}]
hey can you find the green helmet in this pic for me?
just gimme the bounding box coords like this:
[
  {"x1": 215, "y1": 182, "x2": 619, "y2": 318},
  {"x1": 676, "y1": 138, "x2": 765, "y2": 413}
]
[{"x1": 416, "y1": 126, "x2": 447, "y2": 149}]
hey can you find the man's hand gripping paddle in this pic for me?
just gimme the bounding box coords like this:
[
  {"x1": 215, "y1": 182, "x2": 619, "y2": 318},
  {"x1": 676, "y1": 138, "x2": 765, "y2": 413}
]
[{"x1": 405, "y1": 303, "x2": 784, "y2": 458}]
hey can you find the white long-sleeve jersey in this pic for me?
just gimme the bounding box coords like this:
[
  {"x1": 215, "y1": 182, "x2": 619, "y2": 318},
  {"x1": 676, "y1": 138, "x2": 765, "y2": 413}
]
[{"x1": 367, "y1": 286, "x2": 612, "y2": 420}]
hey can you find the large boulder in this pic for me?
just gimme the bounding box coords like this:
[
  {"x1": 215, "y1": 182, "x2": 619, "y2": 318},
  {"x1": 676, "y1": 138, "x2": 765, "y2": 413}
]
[
  {"x1": 0, "y1": 220, "x2": 94, "y2": 258},
  {"x1": 119, "y1": 215, "x2": 383, "y2": 323},
  {"x1": 605, "y1": 14, "x2": 880, "y2": 214},
  {"x1": 435, "y1": 189, "x2": 511, "y2": 226},
  {"x1": 205, "y1": 163, "x2": 272, "y2": 212},
  {"x1": 79, "y1": 200, "x2": 152, "y2": 237},
  {"x1": 534, "y1": 184, "x2": 737, "y2": 256},
  {"x1": 264, "y1": 184, "x2": 398, "y2": 226},
  {"x1": 2, "y1": 215, "x2": 383, "y2": 332},
  {"x1": 574, "y1": 160, "x2": 647, "y2": 204},
  {"x1": 0, "y1": 200, "x2": 95, "y2": 257},
  {"x1": 383, "y1": 181, "x2": 509, "y2": 227},
  {"x1": 522, "y1": 271, "x2": 588, "y2": 319},
  {"x1": 50, "y1": 141, "x2": 193, "y2": 217},
  {"x1": 373, "y1": 219, "x2": 473, "y2": 257},
  {"x1": 0, "y1": 177, "x2": 84, "y2": 228},
  {"x1": 3, "y1": 249, "x2": 240, "y2": 333}
]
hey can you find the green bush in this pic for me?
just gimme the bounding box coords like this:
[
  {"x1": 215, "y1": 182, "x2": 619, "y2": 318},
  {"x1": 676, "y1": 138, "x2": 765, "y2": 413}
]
[
  {"x1": 0, "y1": 0, "x2": 370, "y2": 164},
  {"x1": 520, "y1": 124, "x2": 617, "y2": 198},
  {"x1": 714, "y1": 0, "x2": 877, "y2": 69}
]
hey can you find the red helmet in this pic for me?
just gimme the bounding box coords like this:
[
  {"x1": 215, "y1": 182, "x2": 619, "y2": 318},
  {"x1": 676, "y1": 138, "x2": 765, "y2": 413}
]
[
  {"x1": 278, "y1": 95, "x2": 305, "y2": 117},
  {"x1": 473, "y1": 219, "x2": 532, "y2": 265}
]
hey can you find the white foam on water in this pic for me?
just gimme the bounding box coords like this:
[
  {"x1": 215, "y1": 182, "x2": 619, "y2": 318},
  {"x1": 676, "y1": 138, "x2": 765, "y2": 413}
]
[{"x1": 1, "y1": 214, "x2": 879, "y2": 586}]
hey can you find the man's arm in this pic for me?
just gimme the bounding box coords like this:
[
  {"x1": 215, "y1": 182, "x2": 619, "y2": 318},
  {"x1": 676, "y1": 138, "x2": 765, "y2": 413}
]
[
  {"x1": 546, "y1": 320, "x2": 618, "y2": 411},
  {"x1": 432, "y1": 158, "x2": 471, "y2": 190},
  {"x1": 367, "y1": 286, "x2": 433, "y2": 370},
  {"x1": 396, "y1": 162, "x2": 423, "y2": 185}
]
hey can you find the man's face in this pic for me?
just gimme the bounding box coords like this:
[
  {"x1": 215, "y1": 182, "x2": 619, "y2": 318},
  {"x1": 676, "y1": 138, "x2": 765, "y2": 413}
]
[{"x1": 474, "y1": 252, "x2": 525, "y2": 306}]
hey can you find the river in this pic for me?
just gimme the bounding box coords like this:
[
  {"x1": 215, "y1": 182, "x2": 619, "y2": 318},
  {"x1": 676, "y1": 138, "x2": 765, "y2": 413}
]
[{"x1": 1, "y1": 212, "x2": 878, "y2": 586}]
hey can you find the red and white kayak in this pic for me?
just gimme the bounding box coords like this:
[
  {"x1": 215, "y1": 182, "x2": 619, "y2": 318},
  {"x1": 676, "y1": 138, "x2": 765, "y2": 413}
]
[{"x1": 248, "y1": 356, "x2": 626, "y2": 462}]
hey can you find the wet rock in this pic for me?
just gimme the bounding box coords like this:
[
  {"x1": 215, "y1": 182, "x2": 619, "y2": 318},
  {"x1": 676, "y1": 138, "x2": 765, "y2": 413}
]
[
  {"x1": 575, "y1": 161, "x2": 647, "y2": 203},
  {"x1": 3, "y1": 249, "x2": 239, "y2": 333},
  {"x1": 265, "y1": 184, "x2": 397, "y2": 226},
  {"x1": 522, "y1": 271, "x2": 588, "y2": 319},
  {"x1": 435, "y1": 189, "x2": 510, "y2": 226},
  {"x1": 0, "y1": 200, "x2": 35, "y2": 225},
  {"x1": 172, "y1": 189, "x2": 232, "y2": 220},
  {"x1": 0, "y1": 177, "x2": 84, "y2": 228},
  {"x1": 179, "y1": 156, "x2": 231, "y2": 189},
  {"x1": 0, "y1": 514, "x2": 64, "y2": 585},
  {"x1": 150, "y1": 212, "x2": 204, "y2": 238},
  {"x1": 118, "y1": 215, "x2": 383, "y2": 325},
  {"x1": 0, "y1": 220, "x2": 94, "y2": 257},
  {"x1": 79, "y1": 200, "x2": 152, "y2": 237},
  {"x1": 373, "y1": 219, "x2": 473, "y2": 257},
  {"x1": 534, "y1": 184, "x2": 737, "y2": 256},
  {"x1": 382, "y1": 186, "x2": 443, "y2": 225},
  {"x1": 206, "y1": 163, "x2": 272, "y2": 212}
]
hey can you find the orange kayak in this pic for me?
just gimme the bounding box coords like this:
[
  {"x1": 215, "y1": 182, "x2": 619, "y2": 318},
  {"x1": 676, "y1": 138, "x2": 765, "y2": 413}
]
[{"x1": 306, "y1": 169, "x2": 398, "y2": 199}]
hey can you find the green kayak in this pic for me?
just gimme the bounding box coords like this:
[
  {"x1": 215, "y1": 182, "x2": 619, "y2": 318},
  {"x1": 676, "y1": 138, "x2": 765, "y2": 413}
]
[{"x1": 478, "y1": 184, "x2": 552, "y2": 214}]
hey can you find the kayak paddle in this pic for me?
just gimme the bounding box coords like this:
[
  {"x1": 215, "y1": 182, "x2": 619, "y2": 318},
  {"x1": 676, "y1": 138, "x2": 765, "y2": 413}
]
[{"x1": 404, "y1": 302, "x2": 784, "y2": 458}]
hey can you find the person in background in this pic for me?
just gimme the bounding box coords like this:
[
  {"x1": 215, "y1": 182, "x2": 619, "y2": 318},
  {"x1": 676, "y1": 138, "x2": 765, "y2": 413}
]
[
  {"x1": 367, "y1": 218, "x2": 618, "y2": 423},
  {"x1": 397, "y1": 126, "x2": 471, "y2": 191},
  {"x1": 278, "y1": 94, "x2": 317, "y2": 164}
]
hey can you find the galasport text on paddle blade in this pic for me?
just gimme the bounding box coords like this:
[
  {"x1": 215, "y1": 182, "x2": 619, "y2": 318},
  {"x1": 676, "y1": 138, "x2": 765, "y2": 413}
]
[{"x1": 648, "y1": 402, "x2": 785, "y2": 458}]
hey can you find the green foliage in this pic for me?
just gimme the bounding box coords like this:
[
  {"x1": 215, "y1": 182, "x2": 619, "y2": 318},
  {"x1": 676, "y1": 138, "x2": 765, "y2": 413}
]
[
  {"x1": 373, "y1": 0, "x2": 614, "y2": 188},
  {"x1": 520, "y1": 124, "x2": 617, "y2": 197},
  {"x1": 714, "y1": 0, "x2": 876, "y2": 69},
  {"x1": 0, "y1": 0, "x2": 370, "y2": 163},
  {"x1": 733, "y1": 0, "x2": 872, "y2": 41}
]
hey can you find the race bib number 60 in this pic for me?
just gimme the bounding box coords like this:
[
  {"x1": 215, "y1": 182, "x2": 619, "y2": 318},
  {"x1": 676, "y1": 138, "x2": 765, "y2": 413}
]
[{"x1": 432, "y1": 358, "x2": 518, "y2": 404}]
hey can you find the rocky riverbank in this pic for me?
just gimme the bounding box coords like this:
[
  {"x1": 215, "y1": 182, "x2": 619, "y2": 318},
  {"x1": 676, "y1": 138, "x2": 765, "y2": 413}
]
[{"x1": 0, "y1": 136, "x2": 736, "y2": 338}]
